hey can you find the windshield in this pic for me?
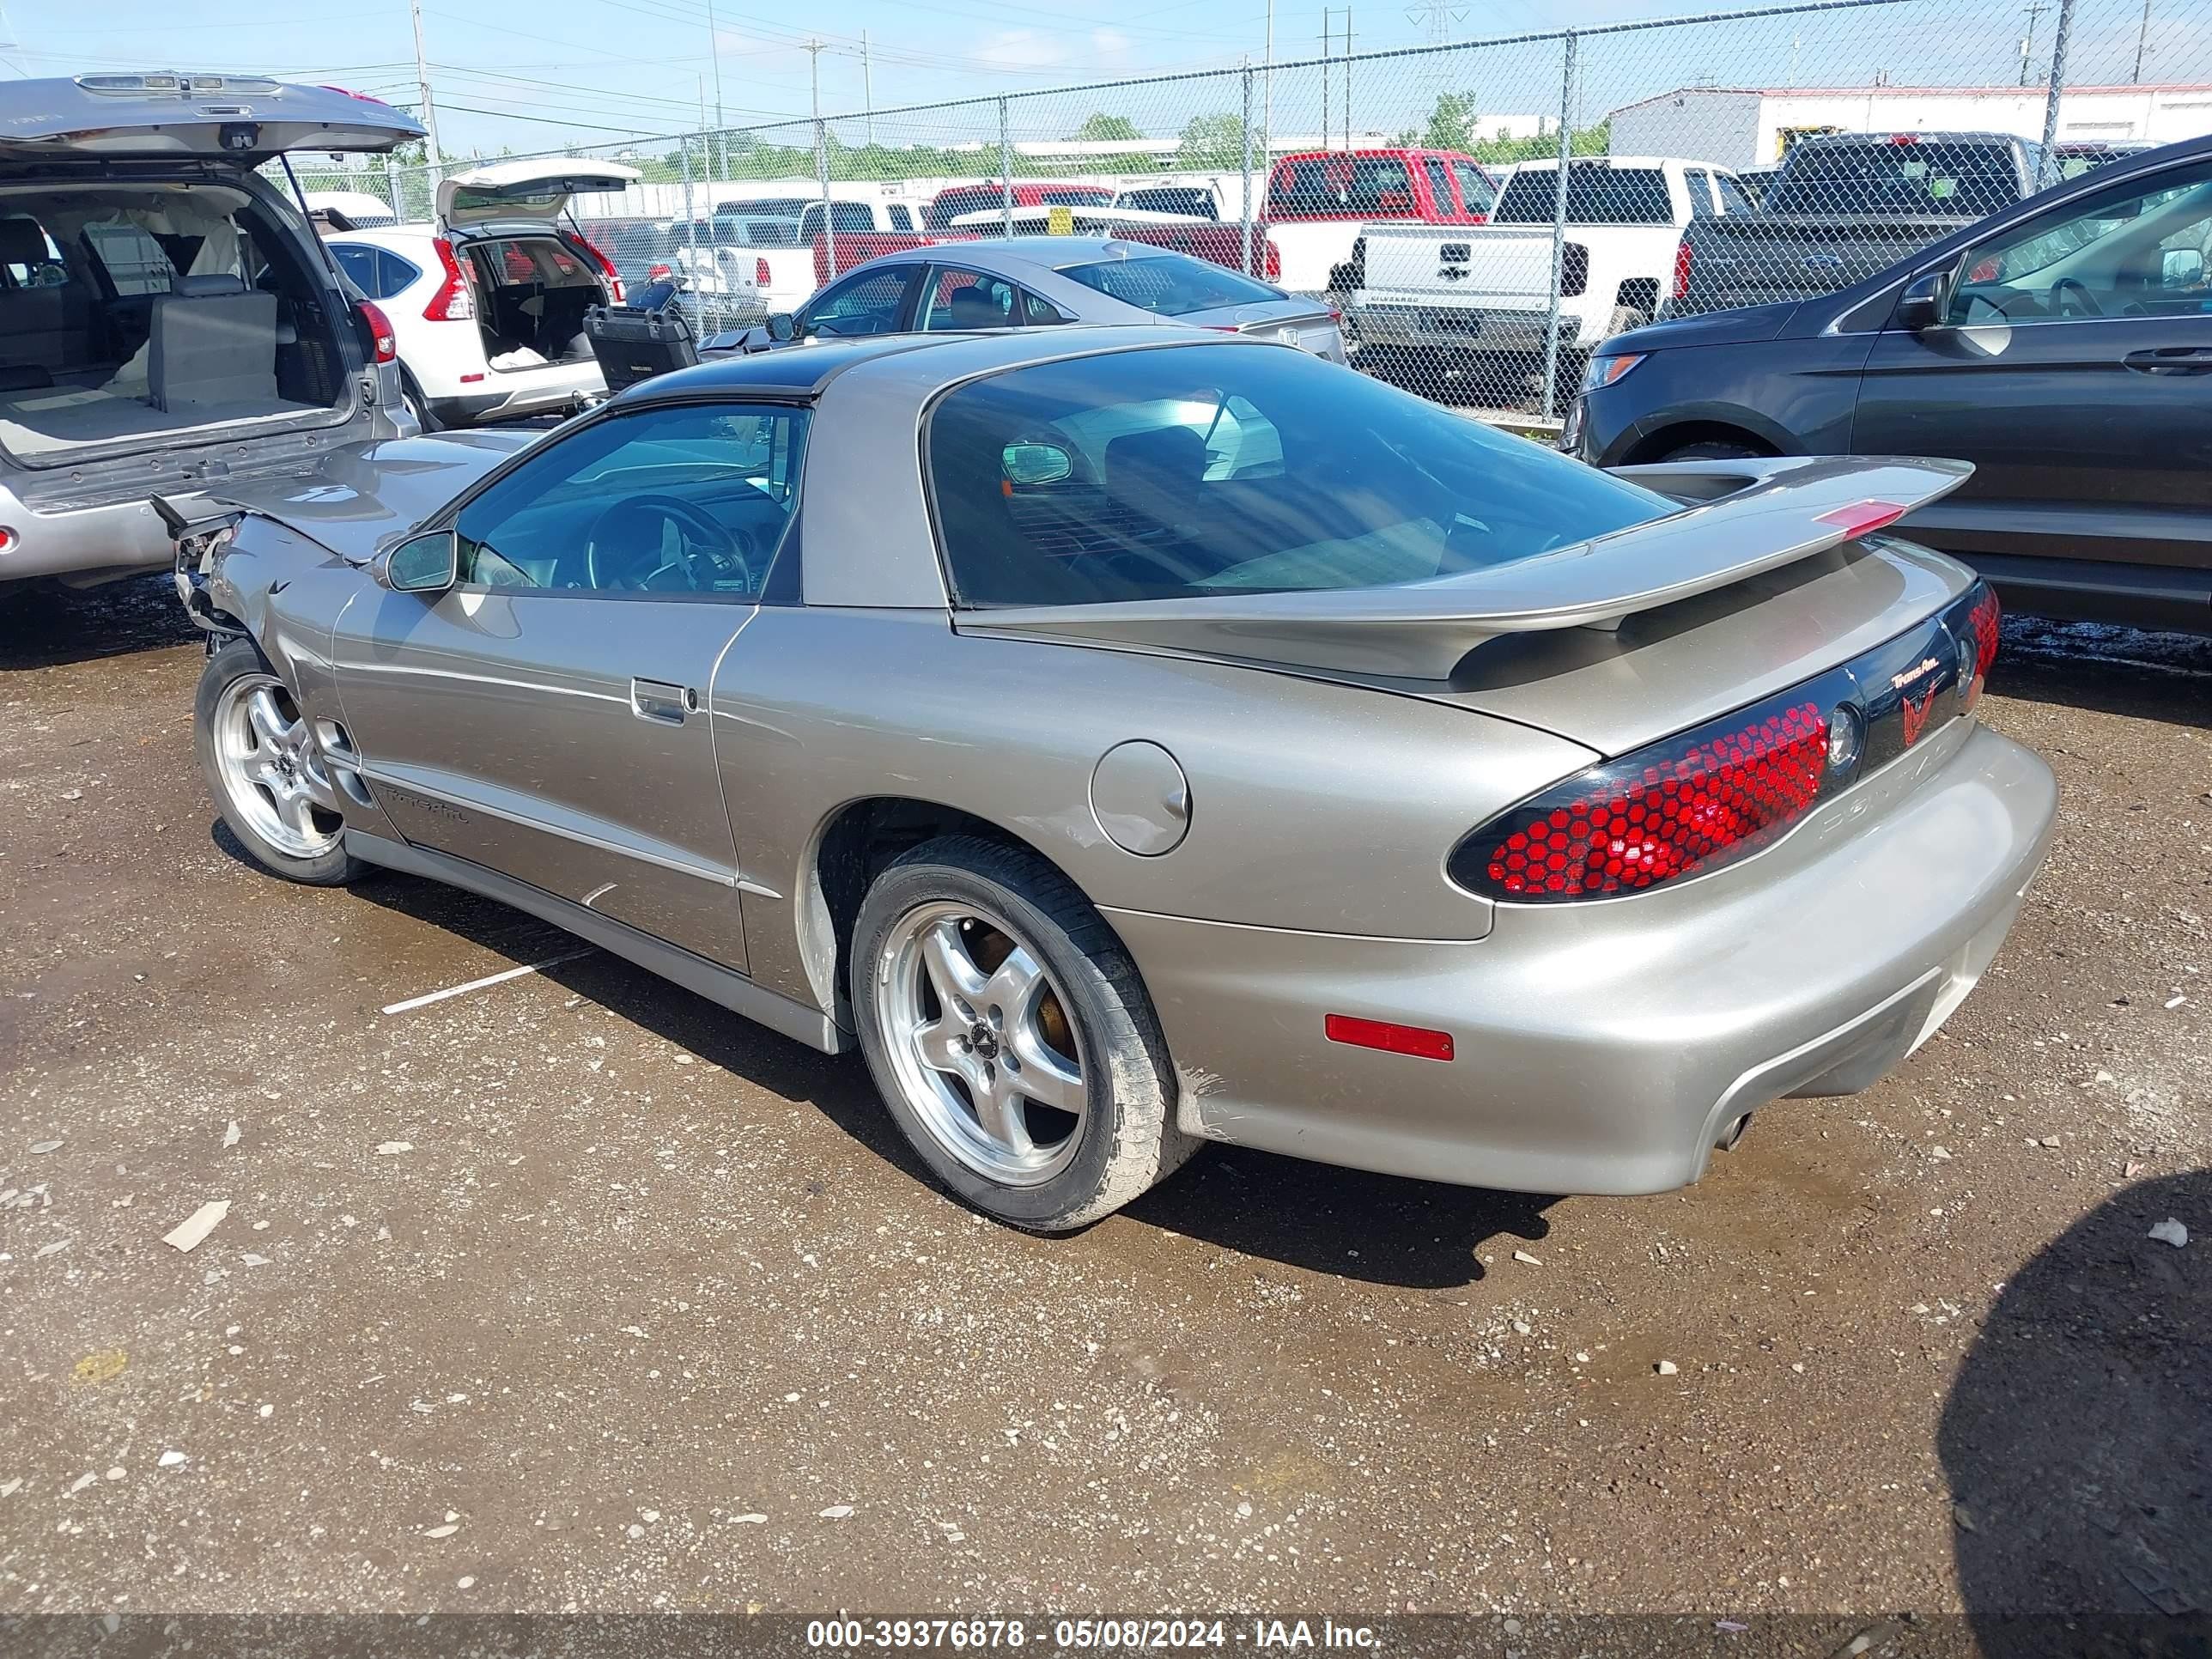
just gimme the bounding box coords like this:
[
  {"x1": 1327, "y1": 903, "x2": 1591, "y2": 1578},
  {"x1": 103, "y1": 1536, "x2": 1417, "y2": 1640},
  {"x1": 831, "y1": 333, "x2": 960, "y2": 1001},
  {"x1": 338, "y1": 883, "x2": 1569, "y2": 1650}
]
[
  {"x1": 1768, "y1": 141, "x2": 2021, "y2": 216},
  {"x1": 1056, "y1": 252, "x2": 1280, "y2": 316},
  {"x1": 926, "y1": 343, "x2": 1671, "y2": 607},
  {"x1": 1494, "y1": 165, "x2": 1672, "y2": 225}
]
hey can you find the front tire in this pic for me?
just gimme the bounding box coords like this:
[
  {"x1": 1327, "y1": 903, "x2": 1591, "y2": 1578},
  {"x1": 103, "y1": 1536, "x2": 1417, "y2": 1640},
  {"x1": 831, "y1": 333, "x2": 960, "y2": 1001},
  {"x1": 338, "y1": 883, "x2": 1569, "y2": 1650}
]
[
  {"x1": 194, "y1": 639, "x2": 364, "y2": 886},
  {"x1": 850, "y1": 836, "x2": 1196, "y2": 1231}
]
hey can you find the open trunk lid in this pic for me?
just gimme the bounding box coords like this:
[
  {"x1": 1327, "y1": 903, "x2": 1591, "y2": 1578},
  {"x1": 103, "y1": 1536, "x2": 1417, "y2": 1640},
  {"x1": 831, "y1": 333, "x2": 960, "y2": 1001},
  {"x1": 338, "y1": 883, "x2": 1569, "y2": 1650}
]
[
  {"x1": 958, "y1": 454, "x2": 1976, "y2": 755},
  {"x1": 0, "y1": 76, "x2": 422, "y2": 158},
  {"x1": 437, "y1": 158, "x2": 642, "y2": 234}
]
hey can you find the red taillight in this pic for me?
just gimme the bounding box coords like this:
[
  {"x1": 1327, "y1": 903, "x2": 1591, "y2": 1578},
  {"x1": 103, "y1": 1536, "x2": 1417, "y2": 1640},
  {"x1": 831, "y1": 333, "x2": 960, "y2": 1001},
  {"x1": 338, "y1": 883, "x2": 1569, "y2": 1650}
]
[
  {"x1": 1324, "y1": 1014, "x2": 1455, "y2": 1063},
  {"x1": 1264, "y1": 241, "x2": 1281, "y2": 280},
  {"x1": 1966, "y1": 586, "x2": 2001, "y2": 687},
  {"x1": 755, "y1": 256, "x2": 771, "y2": 286},
  {"x1": 574, "y1": 235, "x2": 623, "y2": 303},
  {"x1": 1461, "y1": 699, "x2": 1831, "y2": 901},
  {"x1": 1671, "y1": 236, "x2": 1693, "y2": 302},
  {"x1": 647, "y1": 261, "x2": 672, "y2": 282},
  {"x1": 1814, "y1": 499, "x2": 1908, "y2": 538},
  {"x1": 423, "y1": 236, "x2": 474, "y2": 322},
  {"x1": 1887, "y1": 131, "x2": 1920, "y2": 145},
  {"x1": 356, "y1": 299, "x2": 396, "y2": 365}
]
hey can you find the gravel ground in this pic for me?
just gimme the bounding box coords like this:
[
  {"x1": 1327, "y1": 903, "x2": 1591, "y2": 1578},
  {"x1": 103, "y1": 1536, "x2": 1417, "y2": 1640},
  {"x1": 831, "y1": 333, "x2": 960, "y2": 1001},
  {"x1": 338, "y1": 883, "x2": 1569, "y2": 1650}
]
[{"x1": 1, "y1": 577, "x2": 2206, "y2": 1632}]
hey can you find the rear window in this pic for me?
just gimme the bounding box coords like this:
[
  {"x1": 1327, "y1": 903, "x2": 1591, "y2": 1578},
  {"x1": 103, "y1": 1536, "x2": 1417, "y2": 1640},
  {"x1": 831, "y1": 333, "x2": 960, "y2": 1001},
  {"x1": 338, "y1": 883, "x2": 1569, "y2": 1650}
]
[
  {"x1": 1494, "y1": 165, "x2": 1674, "y2": 225},
  {"x1": 927, "y1": 188, "x2": 1000, "y2": 230},
  {"x1": 925, "y1": 343, "x2": 1668, "y2": 608},
  {"x1": 1767, "y1": 141, "x2": 2023, "y2": 216},
  {"x1": 1056, "y1": 252, "x2": 1279, "y2": 316}
]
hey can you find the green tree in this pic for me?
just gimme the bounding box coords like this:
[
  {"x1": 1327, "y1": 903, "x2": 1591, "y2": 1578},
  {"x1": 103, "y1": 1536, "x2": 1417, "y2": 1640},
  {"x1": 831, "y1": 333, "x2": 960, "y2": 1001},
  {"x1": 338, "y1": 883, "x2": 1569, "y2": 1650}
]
[
  {"x1": 1420, "y1": 90, "x2": 1481, "y2": 152},
  {"x1": 1176, "y1": 112, "x2": 1255, "y2": 170},
  {"x1": 1073, "y1": 112, "x2": 1140, "y2": 143}
]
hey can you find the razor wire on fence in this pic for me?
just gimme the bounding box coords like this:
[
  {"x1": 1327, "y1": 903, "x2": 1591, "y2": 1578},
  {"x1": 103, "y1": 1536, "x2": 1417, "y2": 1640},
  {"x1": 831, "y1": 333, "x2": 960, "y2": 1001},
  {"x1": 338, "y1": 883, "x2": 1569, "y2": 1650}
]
[{"x1": 288, "y1": 0, "x2": 2212, "y2": 422}]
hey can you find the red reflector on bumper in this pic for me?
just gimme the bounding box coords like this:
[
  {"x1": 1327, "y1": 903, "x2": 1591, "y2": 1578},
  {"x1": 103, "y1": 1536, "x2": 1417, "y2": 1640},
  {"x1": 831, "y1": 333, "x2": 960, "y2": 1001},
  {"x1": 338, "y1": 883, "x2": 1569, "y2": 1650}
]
[
  {"x1": 1325, "y1": 1014, "x2": 1455, "y2": 1062},
  {"x1": 1814, "y1": 500, "x2": 1907, "y2": 539}
]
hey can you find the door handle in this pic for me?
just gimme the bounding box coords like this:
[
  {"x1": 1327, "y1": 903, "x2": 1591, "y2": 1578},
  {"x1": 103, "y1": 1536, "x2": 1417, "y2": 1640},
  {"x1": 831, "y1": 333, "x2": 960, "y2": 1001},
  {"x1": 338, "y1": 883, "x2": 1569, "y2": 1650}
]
[
  {"x1": 630, "y1": 678, "x2": 696, "y2": 725},
  {"x1": 2124, "y1": 346, "x2": 2212, "y2": 375}
]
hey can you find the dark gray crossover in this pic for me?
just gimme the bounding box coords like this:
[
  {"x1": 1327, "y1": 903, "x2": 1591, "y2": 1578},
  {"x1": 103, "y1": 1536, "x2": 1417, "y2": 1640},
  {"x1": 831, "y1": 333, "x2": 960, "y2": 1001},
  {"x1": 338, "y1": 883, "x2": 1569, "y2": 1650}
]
[
  {"x1": 166, "y1": 327, "x2": 2054, "y2": 1231},
  {"x1": 1571, "y1": 132, "x2": 2212, "y2": 633}
]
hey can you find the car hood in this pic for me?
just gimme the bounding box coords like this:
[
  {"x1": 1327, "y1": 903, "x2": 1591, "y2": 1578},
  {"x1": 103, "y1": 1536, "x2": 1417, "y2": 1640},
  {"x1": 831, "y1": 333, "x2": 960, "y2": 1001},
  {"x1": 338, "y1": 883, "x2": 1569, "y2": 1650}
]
[
  {"x1": 1605, "y1": 300, "x2": 1803, "y2": 355},
  {"x1": 208, "y1": 429, "x2": 539, "y2": 565}
]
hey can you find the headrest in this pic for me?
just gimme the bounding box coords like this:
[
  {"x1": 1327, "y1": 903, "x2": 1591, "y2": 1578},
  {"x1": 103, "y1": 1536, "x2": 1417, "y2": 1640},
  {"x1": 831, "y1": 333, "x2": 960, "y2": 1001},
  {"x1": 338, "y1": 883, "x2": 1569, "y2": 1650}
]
[
  {"x1": 172, "y1": 272, "x2": 247, "y2": 297},
  {"x1": 0, "y1": 218, "x2": 48, "y2": 266}
]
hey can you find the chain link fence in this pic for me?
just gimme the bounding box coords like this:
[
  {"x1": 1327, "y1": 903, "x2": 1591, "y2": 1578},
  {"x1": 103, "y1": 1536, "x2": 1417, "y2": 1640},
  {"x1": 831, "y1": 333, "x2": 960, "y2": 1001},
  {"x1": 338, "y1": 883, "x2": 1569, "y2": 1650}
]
[{"x1": 289, "y1": 0, "x2": 2212, "y2": 421}]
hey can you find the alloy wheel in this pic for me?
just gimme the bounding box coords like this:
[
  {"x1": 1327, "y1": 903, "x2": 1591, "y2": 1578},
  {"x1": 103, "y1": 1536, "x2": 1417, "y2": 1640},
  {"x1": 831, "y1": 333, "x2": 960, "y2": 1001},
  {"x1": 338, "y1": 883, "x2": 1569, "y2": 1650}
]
[
  {"x1": 872, "y1": 900, "x2": 1088, "y2": 1186},
  {"x1": 210, "y1": 673, "x2": 346, "y2": 860}
]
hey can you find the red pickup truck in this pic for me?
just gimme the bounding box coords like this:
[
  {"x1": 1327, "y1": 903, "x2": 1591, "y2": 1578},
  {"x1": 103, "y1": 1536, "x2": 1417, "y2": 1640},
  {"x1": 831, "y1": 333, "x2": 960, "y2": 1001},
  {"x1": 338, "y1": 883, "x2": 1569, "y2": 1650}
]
[{"x1": 1262, "y1": 147, "x2": 1496, "y2": 293}]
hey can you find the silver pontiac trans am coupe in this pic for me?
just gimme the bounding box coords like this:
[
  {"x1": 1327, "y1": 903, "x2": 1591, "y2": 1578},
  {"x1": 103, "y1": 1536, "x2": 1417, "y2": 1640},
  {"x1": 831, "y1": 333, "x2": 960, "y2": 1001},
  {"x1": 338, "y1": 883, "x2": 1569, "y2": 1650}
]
[{"x1": 162, "y1": 325, "x2": 2057, "y2": 1231}]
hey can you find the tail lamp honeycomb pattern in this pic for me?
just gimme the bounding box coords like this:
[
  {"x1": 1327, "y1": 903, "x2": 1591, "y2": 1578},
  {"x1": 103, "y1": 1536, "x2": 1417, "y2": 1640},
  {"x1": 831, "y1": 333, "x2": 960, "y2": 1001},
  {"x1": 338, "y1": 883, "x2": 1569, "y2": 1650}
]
[
  {"x1": 1966, "y1": 587, "x2": 2001, "y2": 682},
  {"x1": 1484, "y1": 702, "x2": 1829, "y2": 898}
]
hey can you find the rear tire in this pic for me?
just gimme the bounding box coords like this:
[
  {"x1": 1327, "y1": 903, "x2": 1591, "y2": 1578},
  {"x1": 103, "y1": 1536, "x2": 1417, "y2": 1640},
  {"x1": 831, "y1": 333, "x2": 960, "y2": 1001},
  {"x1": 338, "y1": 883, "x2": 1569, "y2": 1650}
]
[
  {"x1": 850, "y1": 836, "x2": 1197, "y2": 1232},
  {"x1": 194, "y1": 639, "x2": 365, "y2": 886},
  {"x1": 399, "y1": 374, "x2": 441, "y2": 434}
]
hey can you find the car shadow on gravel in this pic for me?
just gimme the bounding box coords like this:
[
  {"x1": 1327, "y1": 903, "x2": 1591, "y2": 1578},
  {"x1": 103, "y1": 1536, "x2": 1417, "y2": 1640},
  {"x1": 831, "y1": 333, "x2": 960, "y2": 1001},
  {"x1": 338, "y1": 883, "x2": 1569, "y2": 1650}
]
[
  {"x1": 0, "y1": 571, "x2": 198, "y2": 671},
  {"x1": 1940, "y1": 1170, "x2": 2210, "y2": 1650},
  {"x1": 346, "y1": 868, "x2": 1559, "y2": 1290}
]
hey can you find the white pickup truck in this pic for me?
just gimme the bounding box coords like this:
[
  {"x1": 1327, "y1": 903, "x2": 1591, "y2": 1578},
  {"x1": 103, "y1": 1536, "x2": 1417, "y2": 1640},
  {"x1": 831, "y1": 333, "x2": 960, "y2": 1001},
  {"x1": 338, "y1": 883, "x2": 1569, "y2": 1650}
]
[{"x1": 1346, "y1": 156, "x2": 1750, "y2": 392}]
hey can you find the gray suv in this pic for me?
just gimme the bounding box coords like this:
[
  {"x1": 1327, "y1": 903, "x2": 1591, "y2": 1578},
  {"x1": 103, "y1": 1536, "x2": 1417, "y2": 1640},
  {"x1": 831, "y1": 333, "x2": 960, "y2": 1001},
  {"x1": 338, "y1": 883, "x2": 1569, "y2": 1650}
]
[{"x1": 0, "y1": 74, "x2": 422, "y2": 589}]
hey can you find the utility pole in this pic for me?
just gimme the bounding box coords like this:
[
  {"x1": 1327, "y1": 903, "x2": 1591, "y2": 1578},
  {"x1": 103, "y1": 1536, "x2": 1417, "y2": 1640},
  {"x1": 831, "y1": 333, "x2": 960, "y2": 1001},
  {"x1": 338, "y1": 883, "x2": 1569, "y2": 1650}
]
[
  {"x1": 704, "y1": 0, "x2": 725, "y2": 181},
  {"x1": 1262, "y1": 0, "x2": 1273, "y2": 188},
  {"x1": 808, "y1": 39, "x2": 837, "y2": 280},
  {"x1": 863, "y1": 31, "x2": 874, "y2": 146},
  {"x1": 1343, "y1": 5, "x2": 1352, "y2": 151},
  {"x1": 407, "y1": 0, "x2": 441, "y2": 169},
  {"x1": 2132, "y1": 0, "x2": 2153, "y2": 81},
  {"x1": 1320, "y1": 10, "x2": 1332, "y2": 153},
  {"x1": 2020, "y1": 0, "x2": 2049, "y2": 85}
]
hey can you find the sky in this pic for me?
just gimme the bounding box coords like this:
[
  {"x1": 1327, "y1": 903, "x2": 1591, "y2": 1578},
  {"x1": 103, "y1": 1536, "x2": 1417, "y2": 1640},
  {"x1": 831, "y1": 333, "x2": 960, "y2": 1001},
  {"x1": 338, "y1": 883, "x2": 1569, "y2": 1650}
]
[{"x1": 2, "y1": 0, "x2": 2200, "y2": 158}]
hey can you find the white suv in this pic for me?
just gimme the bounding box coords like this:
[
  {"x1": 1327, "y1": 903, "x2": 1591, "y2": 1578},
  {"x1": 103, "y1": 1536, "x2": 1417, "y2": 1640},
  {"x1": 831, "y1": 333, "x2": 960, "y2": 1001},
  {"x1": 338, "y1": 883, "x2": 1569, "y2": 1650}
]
[{"x1": 327, "y1": 160, "x2": 640, "y2": 429}]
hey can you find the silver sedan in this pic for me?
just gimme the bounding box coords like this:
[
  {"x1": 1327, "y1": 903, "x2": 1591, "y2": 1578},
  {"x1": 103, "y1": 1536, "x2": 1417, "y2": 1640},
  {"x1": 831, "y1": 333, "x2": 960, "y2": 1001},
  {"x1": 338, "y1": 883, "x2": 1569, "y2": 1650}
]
[
  {"x1": 167, "y1": 326, "x2": 2054, "y2": 1231},
  {"x1": 711, "y1": 236, "x2": 1347, "y2": 362}
]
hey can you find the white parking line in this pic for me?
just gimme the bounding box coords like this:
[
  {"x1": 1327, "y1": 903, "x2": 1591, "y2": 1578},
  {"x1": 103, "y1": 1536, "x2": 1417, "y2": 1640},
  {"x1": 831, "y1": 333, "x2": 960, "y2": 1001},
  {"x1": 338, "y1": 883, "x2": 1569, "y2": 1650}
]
[{"x1": 380, "y1": 951, "x2": 592, "y2": 1017}]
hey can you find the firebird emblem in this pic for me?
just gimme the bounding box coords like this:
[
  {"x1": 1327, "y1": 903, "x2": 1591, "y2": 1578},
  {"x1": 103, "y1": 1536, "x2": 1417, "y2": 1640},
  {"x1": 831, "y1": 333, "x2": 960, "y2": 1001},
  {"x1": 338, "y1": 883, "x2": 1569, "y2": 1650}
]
[{"x1": 1901, "y1": 683, "x2": 1940, "y2": 747}]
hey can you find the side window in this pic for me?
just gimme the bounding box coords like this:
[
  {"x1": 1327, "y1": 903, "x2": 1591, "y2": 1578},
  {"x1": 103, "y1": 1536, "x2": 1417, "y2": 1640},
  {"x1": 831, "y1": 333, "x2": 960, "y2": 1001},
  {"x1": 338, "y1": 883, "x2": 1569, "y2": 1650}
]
[
  {"x1": 921, "y1": 266, "x2": 1023, "y2": 331},
  {"x1": 1422, "y1": 157, "x2": 1454, "y2": 216},
  {"x1": 1715, "y1": 173, "x2": 1757, "y2": 216},
  {"x1": 451, "y1": 402, "x2": 811, "y2": 594},
  {"x1": 1021, "y1": 290, "x2": 1075, "y2": 325},
  {"x1": 1450, "y1": 160, "x2": 1496, "y2": 217},
  {"x1": 379, "y1": 249, "x2": 422, "y2": 297},
  {"x1": 830, "y1": 202, "x2": 876, "y2": 234},
  {"x1": 1948, "y1": 160, "x2": 2212, "y2": 325},
  {"x1": 1685, "y1": 170, "x2": 1716, "y2": 219},
  {"x1": 888, "y1": 203, "x2": 916, "y2": 232},
  {"x1": 331, "y1": 243, "x2": 382, "y2": 298},
  {"x1": 798, "y1": 266, "x2": 915, "y2": 338}
]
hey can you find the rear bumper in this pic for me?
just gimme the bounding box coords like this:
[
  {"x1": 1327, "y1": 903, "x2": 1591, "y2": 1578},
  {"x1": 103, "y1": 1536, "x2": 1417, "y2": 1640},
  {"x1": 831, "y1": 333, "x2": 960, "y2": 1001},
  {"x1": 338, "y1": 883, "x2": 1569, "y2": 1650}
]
[
  {"x1": 1351, "y1": 300, "x2": 1590, "y2": 356},
  {"x1": 1108, "y1": 719, "x2": 2056, "y2": 1195},
  {"x1": 429, "y1": 364, "x2": 603, "y2": 427},
  {"x1": 0, "y1": 488, "x2": 177, "y2": 583}
]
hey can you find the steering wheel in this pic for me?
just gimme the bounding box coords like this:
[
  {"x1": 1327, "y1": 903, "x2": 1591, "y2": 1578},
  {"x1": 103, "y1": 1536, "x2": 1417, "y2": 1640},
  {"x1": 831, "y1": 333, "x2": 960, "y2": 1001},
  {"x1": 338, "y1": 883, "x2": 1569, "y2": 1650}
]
[
  {"x1": 2050, "y1": 276, "x2": 2104, "y2": 319},
  {"x1": 585, "y1": 495, "x2": 753, "y2": 592}
]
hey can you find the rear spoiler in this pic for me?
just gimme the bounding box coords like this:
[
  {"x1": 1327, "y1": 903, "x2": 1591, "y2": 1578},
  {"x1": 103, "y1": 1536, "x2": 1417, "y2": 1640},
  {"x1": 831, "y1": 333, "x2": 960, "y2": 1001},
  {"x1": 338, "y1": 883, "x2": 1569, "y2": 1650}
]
[{"x1": 956, "y1": 454, "x2": 1970, "y2": 681}]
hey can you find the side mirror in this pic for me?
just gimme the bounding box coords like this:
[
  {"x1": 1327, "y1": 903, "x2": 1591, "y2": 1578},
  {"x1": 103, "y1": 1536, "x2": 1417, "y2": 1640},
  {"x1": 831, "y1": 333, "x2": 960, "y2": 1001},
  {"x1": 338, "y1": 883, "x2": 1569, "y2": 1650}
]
[
  {"x1": 1894, "y1": 269, "x2": 1948, "y2": 332},
  {"x1": 2163, "y1": 246, "x2": 2204, "y2": 288},
  {"x1": 374, "y1": 529, "x2": 458, "y2": 594},
  {"x1": 764, "y1": 312, "x2": 797, "y2": 343}
]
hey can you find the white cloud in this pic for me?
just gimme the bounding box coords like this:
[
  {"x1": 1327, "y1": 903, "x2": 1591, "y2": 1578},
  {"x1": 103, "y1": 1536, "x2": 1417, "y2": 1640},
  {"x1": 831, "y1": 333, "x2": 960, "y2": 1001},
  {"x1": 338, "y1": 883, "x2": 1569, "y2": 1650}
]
[{"x1": 976, "y1": 28, "x2": 1073, "y2": 71}]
